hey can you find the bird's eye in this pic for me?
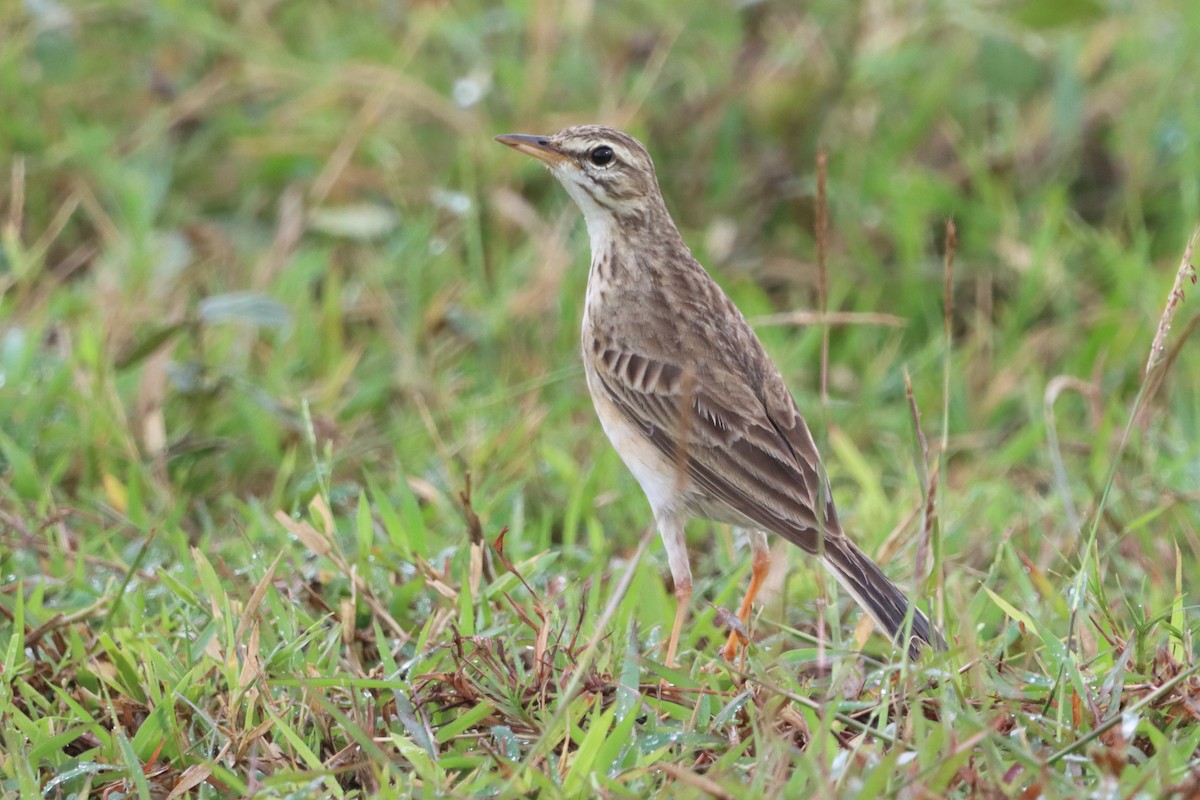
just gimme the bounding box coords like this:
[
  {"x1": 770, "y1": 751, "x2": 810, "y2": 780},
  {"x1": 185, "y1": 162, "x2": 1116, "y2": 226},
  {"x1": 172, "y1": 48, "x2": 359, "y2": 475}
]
[{"x1": 589, "y1": 145, "x2": 615, "y2": 166}]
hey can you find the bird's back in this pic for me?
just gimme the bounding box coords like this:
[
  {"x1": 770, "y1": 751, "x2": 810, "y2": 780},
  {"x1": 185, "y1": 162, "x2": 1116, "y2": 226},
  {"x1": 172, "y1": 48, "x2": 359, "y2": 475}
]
[{"x1": 582, "y1": 233, "x2": 841, "y2": 551}]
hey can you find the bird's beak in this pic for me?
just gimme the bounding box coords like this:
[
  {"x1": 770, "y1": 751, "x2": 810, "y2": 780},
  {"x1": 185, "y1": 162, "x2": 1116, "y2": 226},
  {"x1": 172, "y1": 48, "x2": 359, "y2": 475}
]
[{"x1": 494, "y1": 133, "x2": 571, "y2": 167}]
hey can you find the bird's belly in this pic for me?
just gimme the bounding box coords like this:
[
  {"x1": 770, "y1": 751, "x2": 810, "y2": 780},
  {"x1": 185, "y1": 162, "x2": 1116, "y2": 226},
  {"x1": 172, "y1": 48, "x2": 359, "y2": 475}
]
[{"x1": 583, "y1": 364, "x2": 683, "y2": 518}]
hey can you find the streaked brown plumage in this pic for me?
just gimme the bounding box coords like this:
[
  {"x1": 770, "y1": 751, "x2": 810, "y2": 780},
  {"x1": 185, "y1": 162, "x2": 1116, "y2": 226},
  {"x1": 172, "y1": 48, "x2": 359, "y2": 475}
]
[{"x1": 496, "y1": 124, "x2": 945, "y2": 664}]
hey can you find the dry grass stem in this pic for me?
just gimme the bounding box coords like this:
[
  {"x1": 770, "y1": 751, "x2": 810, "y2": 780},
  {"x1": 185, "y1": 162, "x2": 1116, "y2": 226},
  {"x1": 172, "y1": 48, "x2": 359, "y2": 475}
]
[
  {"x1": 815, "y1": 150, "x2": 830, "y2": 405},
  {"x1": 752, "y1": 310, "x2": 907, "y2": 328},
  {"x1": 941, "y1": 218, "x2": 956, "y2": 452},
  {"x1": 1145, "y1": 226, "x2": 1199, "y2": 377}
]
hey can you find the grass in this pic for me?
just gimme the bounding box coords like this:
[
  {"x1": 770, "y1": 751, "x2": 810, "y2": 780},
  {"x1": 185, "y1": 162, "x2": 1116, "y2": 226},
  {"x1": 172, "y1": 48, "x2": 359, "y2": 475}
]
[{"x1": 3, "y1": 0, "x2": 1200, "y2": 796}]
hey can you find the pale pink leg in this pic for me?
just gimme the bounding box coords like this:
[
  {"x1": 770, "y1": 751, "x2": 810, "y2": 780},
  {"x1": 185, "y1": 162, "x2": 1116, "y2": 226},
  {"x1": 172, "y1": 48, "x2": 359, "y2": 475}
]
[
  {"x1": 665, "y1": 578, "x2": 692, "y2": 669},
  {"x1": 658, "y1": 515, "x2": 692, "y2": 668}
]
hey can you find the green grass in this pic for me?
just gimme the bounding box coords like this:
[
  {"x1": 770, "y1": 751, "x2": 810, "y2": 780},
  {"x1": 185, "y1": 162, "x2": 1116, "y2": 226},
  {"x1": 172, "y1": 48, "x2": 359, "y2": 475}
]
[{"x1": 3, "y1": 0, "x2": 1200, "y2": 797}]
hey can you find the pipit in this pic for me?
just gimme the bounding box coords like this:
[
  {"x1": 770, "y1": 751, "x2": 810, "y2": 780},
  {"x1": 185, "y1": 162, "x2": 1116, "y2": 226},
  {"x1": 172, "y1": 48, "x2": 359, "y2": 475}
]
[{"x1": 496, "y1": 124, "x2": 945, "y2": 665}]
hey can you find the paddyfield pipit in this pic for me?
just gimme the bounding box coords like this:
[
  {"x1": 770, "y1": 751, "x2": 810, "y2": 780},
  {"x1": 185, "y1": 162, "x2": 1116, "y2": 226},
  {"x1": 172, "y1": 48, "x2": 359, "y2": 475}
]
[{"x1": 496, "y1": 124, "x2": 945, "y2": 665}]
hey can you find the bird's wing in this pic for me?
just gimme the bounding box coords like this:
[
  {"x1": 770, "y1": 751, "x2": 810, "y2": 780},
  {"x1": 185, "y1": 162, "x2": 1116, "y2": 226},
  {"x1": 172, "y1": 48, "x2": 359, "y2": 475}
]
[{"x1": 589, "y1": 332, "x2": 836, "y2": 552}]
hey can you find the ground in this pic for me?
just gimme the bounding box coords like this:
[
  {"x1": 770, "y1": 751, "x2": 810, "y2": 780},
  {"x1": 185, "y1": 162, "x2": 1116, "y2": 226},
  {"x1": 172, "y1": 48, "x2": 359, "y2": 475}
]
[{"x1": 2, "y1": 1, "x2": 1200, "y2": 797}]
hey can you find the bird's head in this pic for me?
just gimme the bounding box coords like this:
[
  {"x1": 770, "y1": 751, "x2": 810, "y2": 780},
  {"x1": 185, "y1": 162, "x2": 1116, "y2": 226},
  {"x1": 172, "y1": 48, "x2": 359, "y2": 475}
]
[{"x1": 495, "y1": 124, "x2": 667, "y2": 234}]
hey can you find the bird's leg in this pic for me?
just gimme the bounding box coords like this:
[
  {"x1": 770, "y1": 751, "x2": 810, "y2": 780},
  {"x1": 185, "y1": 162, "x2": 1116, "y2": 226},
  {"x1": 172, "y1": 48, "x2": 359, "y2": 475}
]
[
  {"x1": 658, "y1": 515, "x2": 692, "y2": 669},
  {"x1": 722, "y1": 530, "x2": 770, "y2": 661},
  {"x1": 665, "y1": 578, "x2": 691, "y2": 669}
]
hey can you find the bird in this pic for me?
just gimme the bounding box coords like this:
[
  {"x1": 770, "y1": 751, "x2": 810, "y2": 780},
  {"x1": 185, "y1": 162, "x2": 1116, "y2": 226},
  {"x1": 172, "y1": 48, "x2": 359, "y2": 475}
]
[{"x1": 495, "y1": 124, "x2": 945, "y2": 666}]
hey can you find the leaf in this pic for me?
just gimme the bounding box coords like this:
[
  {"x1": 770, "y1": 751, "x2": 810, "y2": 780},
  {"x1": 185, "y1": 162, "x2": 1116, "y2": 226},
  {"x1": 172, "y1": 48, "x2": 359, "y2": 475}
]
[
  {"x1": 393, "y1": 685, "x2": 437, "y2": 758},
  {"x1": 129, "y1": 701, "x2": 173, "y2": 762},
  {"x1": 982, "y1": 584, "x2": 1040, "y2": 638},
  {"x1": 275, "y1": 510, "x2": 331, "y2": 557},
  {"x1": 614, "y1": 623, "x2": 641, "y2": 722},
  {"x1": 115, "y1": 731, "x2": 155, "y2": 800},
  {"x1": 40, "y1": 762, "x2": 122, "y2": 796},
  {"x1": 491, "y1": 725, "x2": 521, "y2": 761},
  {"x1": 1008, "y1": 0, "x2": 1103, "y2": 29},
  {"x1": 115, "y1": 322, "x2": 187, "y2": 370},
  {"x1": 308, "y1": 204, "x2": 398, "y2": 239},
  {"x1": 594, "y1": 693, "x2": 640, "y2": 777},
  {"x1": 197, "y1": 292, "x2": 292, "y2": 332},
  {"x1": 97, "y1": 633, "x2": 146, "y2": 703},
  {"x1": 102, "y1": 473, "x2": 128, "y2": 514},
  {"x1": 562, "y1": 697, "x2": 616, "y2": 796},
  {"x1": 977, "y1": 35, "x2": 1044, "y2": 96},
  {"x1": 712, "y1": 689, "x2": 752, "y2": 728},
  {"x1": 0, "y1": 429, "x2": 41, "y2": 498},
  {"x1": 1170, "y1": 541, "x2": 1186, "y2": 663},
  {"x1": 434, "y1": 701, "x2": 493, "y2": 743},
  {"x1": 166, "y1": 763, "x2": 213, "y2": 800}
]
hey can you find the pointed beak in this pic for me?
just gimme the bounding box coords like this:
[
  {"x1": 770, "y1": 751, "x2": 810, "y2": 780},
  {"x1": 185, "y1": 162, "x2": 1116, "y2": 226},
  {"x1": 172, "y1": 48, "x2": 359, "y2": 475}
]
[{"x1": 494, "y1": 133, "x2": 571, "y2": 167}]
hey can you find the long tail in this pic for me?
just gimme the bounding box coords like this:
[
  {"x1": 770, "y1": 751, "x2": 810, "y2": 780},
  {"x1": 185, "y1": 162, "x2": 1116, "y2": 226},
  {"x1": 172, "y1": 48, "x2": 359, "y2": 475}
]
[{"x1": 823, "y1": 536, "x2": 945, "y2": 660}]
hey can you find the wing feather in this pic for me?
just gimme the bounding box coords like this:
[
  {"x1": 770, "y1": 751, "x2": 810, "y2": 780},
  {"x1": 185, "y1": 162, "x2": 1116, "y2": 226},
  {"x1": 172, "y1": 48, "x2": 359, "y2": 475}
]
[{"x1": 590, "y1": 339, "x2": 837, "y2": 553}]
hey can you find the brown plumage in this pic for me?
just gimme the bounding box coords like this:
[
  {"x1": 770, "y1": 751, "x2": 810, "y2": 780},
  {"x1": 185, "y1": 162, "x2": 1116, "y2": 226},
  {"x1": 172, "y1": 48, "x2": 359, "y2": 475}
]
[{"x1": 496, "y1": 124, "x2": 945, "y2": 664}]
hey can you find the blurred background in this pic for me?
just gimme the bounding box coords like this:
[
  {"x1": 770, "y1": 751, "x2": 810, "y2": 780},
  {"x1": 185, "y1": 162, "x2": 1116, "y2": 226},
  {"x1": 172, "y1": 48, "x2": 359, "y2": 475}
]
[
  {"x1": 5, "y1": 0, "x2": 1200, "y2": 793},
  {"x1": 3, "y1": 0, "x2": 1199, "y2": 667}
]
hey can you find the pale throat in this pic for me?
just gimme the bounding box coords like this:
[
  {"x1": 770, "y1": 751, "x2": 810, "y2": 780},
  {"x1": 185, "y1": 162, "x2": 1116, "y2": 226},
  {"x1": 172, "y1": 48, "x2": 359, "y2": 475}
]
[
  {"x1": 558, "y1": 177, "x2": 616, "y2": 257},
  {"x1": 557, "y1": 175, "x2": 622, "y2": 313},
  {"x1": 581, "y1": 216, "x2": 614, "y2": 327}
]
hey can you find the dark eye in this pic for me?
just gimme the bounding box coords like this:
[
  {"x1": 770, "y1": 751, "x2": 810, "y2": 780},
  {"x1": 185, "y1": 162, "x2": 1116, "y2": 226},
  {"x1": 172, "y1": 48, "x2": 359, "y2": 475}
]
[{"x1": 589, "y1": 145, "x2": 614, "y2": 166}]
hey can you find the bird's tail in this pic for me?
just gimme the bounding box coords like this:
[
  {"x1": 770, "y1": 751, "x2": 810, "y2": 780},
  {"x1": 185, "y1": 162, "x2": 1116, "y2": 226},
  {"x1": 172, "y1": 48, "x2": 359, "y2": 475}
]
[{"x1": 822, "y1": 536, "x2": 945, "y2": 660}]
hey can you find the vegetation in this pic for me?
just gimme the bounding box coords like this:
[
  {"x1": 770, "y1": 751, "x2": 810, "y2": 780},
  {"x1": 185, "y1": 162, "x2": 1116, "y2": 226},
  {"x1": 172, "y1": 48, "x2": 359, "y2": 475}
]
[{"x1": 2, "y1": 0, "x2": 1199, "y2": 796}]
